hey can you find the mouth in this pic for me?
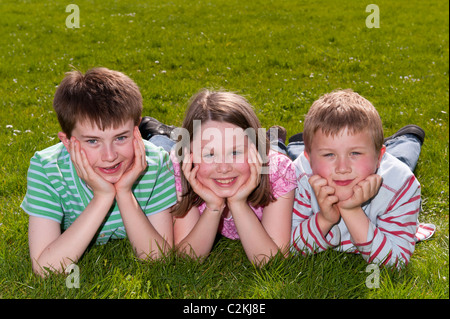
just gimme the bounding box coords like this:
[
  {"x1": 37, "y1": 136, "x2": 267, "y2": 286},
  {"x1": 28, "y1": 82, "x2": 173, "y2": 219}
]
[
  {"x1": 333, "y1": 179, "x2": 354, "y2": 187},
  {"x1": 98, "y1": 162, "x2": 122, "y2": 174},
  {"x1": 213, "y1": 177, "x2": 237, "y2": 187}
]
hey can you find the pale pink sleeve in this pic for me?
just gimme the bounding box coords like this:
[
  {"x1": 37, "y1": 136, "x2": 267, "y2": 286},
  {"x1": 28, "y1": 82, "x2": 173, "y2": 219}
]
[
  {"x1": 170, "y1": 151, "x2": 183, "y2": 194},
  {"x1": 268, "y1": 150, "x2": 297, "y2": 199}
]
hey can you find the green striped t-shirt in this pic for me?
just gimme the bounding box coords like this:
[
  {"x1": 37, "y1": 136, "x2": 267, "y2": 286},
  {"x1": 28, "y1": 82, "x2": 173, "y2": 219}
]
[{"x1": 20, "y1": 140, "x2": 177, "y2": 245}]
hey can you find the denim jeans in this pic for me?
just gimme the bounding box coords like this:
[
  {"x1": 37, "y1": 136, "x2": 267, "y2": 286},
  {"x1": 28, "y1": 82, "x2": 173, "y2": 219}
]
[{"x1": 148, "y1": 135, "x2": 176, "y2": 153}]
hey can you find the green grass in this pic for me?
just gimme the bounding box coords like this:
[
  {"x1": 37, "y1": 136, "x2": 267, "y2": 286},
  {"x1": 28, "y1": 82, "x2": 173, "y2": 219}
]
[{"x1": 0, "y1": 0, "x2": 448, "y2": 301}]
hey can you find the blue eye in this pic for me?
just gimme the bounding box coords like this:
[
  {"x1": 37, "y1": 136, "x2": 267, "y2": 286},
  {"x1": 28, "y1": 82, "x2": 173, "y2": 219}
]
[{"x1": 87, "y1": 139, "x2": 97, "y2": 145}]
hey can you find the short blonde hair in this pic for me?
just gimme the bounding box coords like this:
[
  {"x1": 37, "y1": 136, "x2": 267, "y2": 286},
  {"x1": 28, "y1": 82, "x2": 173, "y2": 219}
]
[{"x1": 303, "y1": 89, "x2": 384, "y2": 153}]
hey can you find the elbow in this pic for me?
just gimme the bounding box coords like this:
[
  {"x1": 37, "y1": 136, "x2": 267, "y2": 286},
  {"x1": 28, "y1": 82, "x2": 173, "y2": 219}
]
[
  {"x1": 135, "y1": 238, "x2": 173, "y2": 261},
  {"x1": 249, "y1": 248, "x2": 289, "y2": 268}
]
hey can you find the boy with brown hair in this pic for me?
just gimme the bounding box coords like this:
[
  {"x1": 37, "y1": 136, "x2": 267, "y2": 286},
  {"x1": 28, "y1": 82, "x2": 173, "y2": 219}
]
[
  {"x1": 290, "y1": 89, "x2": 434, "y2": 268},
  {"x1": 21, "y1": 67, "x2": 176, "y2": 276}
]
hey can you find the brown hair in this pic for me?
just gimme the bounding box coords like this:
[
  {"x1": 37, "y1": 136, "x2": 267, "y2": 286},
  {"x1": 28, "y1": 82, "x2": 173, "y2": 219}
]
[
  {"x1": 303, "y1": 89, "x2": 384, "y2": 153},
  {"x1": 53, "y1": 67, "x2": 142, "y2": 137},
  {"x1": 173, "y1": 89, "x2": 275, "y2": 218}
]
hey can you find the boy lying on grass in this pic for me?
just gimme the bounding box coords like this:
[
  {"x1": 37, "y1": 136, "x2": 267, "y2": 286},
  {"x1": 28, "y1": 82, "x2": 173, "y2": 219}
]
[
  {"x1": 21, "y1": 68, "x2": 176, "y2": 276},
  {"x1": 289, "y1": 89, "x2": 435, "y2": 268}
]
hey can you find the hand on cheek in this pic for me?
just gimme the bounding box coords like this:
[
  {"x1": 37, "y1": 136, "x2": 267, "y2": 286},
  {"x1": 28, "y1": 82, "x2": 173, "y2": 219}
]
[
  {"x1": 309, "y1": 175, "x2": 340, "y2": 226},
  {"x1": 338, "y1": 174, "x2": 382, "y2": 211},
  {"x1": 115, "y1": 127, "x2": 147, "y2": 194},
  {"x1": 68, "y1": 137, "x2": 115, "y2": 197},
  {"x1": 228, "y1": 144, "x2": 261, "y2": 206},
  {"x1": 182, "y1": 151, "x2": 225, "y2": 212}
]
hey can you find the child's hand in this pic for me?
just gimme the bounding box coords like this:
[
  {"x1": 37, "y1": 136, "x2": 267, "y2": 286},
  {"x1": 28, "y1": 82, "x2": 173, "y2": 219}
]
[
  {"x1": 227, "y1": 144, "x2": 262, "y2": 206},
  {"x1": 68, "y1": 137, "x2": 115, "y2": 198},
  {"x1": 182, "y1": 150, "x2": 225, "y2": 212},
  {"x1": 338, "y1": 174, "x2": 382, "y2": 212},
  {"x1": 114, "y1": 127, "x2": 148, "y2": 194},
  {"x1": 309, "y1": 175, "x2": 340, "y2": 228}
]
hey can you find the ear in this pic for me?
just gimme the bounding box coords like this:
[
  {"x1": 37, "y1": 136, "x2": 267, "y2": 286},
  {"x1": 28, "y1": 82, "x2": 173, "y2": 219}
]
[
  {"x1": 304, "y1": 149, "x2": 311, "y2": 163},
  {"x1": 377, "y1": 145, "x2": 387, "y2": 168},
  {"x1": 58, "y1": 132, "x2": 70, "y2": 150}
]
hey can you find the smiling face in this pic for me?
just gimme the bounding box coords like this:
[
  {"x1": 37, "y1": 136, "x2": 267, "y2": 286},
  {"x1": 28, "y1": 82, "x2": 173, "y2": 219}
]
[
  {"x1": 305, "y1": 127, "x2": 385, "y2": 201},
  {"x1": 59, "y1": 119, "x2": 136, "y2": 184},
  {"x1": 191, "y1": 120, "x2": 251, "y2": 199}
]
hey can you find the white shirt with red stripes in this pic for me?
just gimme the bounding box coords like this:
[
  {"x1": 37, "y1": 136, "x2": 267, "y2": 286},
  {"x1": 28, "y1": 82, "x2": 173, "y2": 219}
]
[{"x1": 291, "y1": 152, "x2": 421, "y2": 268}]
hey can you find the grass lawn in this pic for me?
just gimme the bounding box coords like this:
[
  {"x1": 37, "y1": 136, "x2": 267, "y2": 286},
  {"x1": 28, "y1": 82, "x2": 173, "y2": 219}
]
[{"x1": 0, "y1": 0, "x2": 448, "y2": 302}]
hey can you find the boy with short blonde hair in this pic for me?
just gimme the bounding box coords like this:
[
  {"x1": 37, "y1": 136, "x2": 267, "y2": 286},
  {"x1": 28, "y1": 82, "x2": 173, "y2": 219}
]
[
  {"x1": 21, "y1": 68, "x2": 177, "y2": 276},
  {"x1": 291, "y1": 89, "x2": 433, "y2": 268}
]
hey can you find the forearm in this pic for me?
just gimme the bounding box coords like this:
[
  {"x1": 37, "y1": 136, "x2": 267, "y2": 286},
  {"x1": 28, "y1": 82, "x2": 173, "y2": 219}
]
[
  {"x1": 339, "y1": 207, "x2": 370, "y2": 244},
  {"x1": 175, "y1": 208, "x2": 222, "y2": 259},
  {"x1": 291, "y1": 212, "x2": 341, "y2": 254},
  {"x1": 229, "y1": 202, "x2": 284, "y2": 266},
  {"x1": 316, "y1": 211, "x2": 339, "y2": 237},
  {"x1": 31, "y1": 194, "x2": 114, "y2": 275},
  {"x1": 116, "y1": 191, "x2": 172, "y2": 259}
]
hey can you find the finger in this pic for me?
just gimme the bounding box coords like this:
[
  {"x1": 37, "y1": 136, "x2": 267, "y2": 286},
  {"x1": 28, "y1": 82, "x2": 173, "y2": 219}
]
[
  {"x1": 75, "y1": 141, "x2": 90, "y2": 179},
  {"x1": 79, "y1": 149, "x2": 90, "y2": 175},
  {"x1": 135, "y1": 137, "x2": 147, "y2": 170},
  {"x1": 352, "y1": 184, "x2": 363, "y2": 199},
  {"x1": 309, "y1": 175, "x2": 327, "y2": 187},
  {"x1": 325, "y1": 194, "x2": 339, "y2": 206},
  {"x1": 309, "y1": 175, "x2": 328, "y2": 195},
  {"x1": 250, "y1": 143, "x2": 262, "y2": 164},
  {"x1": 181, "y1": 152, "x2": 193, "y2": 176},
  {"x1": 245, "y1": 147, "x2": 261, "y2": 187},
  {"x1": 132, "y1": 127, "x2": 146, "y2": 168},
  {"x1": 68, "y1": 137, "x2": 76, "y2": 162},
  {"x1": 252, "y1": 145, "x2": 263, "y2": 176}
]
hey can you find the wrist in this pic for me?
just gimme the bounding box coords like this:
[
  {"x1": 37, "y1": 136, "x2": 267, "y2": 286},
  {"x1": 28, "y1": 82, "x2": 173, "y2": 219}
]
[
  {"x1": 226, "y1": 200, "x2": 249, "y2": 213},
  {"x1": 204, "y1": 203, "x2": 225, "y2": 213},
  {"x1": 114, "y1": 188, "x2": 135, "y2": 202},
  {"x1": 91, "y1": 191, "x2": 115, "y2": 205},
  {"x1": 338, "y1": 206, "x2": 362, "y2": 217},
  {"x1": 317, "y1": 212, "x2": 337, "y2": 236}
]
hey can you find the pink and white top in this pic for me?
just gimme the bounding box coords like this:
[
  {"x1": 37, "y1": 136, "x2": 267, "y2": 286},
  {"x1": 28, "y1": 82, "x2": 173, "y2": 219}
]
[{"x1": 171, "y1": 150, "x2": 297, "y2": 239}]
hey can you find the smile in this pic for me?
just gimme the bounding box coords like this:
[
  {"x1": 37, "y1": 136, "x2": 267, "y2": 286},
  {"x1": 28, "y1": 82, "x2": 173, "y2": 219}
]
[
  {"x1": 213, "y1": 177, "x2": 237, "y2": 186},
  {"x1": 99, "y1": 162, "x2": 122, "y2": 174}
]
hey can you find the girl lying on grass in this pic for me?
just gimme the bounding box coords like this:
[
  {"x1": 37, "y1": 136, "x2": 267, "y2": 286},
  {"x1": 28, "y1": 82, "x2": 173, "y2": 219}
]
[{"x1": 140, "y1": 89, "x2": 296, "y2": 266}]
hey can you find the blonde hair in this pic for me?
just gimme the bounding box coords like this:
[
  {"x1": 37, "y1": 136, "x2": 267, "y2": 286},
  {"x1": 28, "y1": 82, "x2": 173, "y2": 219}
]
[
  {"x1": 303, "y1": 89, "x2": 384, "y2": 153},
  {"x1": 173, "y1": 89, "x2": 274, "y2": 218},
  {"x1": 53, "y1": 67, "x2": 142, "y2": 137}
]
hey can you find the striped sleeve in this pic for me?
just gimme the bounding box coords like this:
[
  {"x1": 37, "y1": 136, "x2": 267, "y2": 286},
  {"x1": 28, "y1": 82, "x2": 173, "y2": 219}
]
[
  {"x1": 353, "y1": 175, "x2": 421, "y2": 268},
  {"x1": 140, "y1": 144, "x2": 177, "y2": 215},
  {"x1": 291, "y1": 182, "x2": 341, "y2": 254},
  {"x1": 20, "y1": 152, "x2": 64, "y2": 223}
]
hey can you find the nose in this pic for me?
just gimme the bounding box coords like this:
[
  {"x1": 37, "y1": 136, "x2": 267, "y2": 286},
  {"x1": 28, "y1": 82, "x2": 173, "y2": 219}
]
[
  {"x1": 335, "y1": 156, "x2": 351, "y2": 174},
  {"x1": 101, "y1": 144, "x2": 118, "y2": 162},
  {"x1": 215, "y1": 157, "x2": 233, "y2": 174}
]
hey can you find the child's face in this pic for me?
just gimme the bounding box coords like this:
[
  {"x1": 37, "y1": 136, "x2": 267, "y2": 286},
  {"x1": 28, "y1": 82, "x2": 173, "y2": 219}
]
[
  {"x1": 60, "y1": 119, "x2": 137, "y2": 184},
  {"x1": 305, "y1": 127, "x2": 385, "y2": 201},
  {"x1": 191, "y1": 120, "x2": 252, "y2": 199}
]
